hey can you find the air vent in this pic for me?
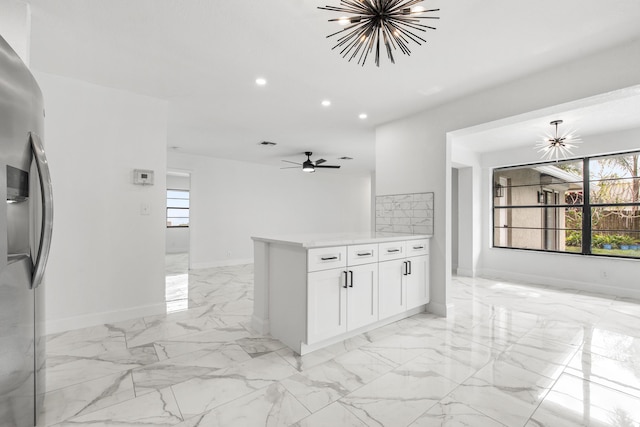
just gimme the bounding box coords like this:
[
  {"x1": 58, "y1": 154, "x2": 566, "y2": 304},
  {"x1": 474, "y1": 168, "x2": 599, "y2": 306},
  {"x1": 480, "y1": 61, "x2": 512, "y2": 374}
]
[
  {"x1": 338, "y1": 156, "x2": 353, "y2": 160},
  {"x1": 259, "y1": 141, "x2": 277, "y2": 146}
]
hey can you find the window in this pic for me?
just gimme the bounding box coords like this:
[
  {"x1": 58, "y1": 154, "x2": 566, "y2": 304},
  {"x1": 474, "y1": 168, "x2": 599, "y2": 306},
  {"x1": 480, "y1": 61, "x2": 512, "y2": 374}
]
[
  {"x1": 167, "y1": 189, "x2": 189, "y2": 227},
  {"x1": 493, "y1": 151, "x2": 640, "y2": 258}
]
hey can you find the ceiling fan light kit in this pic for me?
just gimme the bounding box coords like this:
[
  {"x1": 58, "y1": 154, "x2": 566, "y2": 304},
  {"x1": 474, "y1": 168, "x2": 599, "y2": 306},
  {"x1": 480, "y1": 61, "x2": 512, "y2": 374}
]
[
  {"x1": 318, "y1": 0, "x2": 439, "y2": 67},
  {"x1": 534, "y1": 119, "x2": 582, "y2": 161},
  {"x1": 281, "y1": 152, "x2": 342, "y2": 173}
]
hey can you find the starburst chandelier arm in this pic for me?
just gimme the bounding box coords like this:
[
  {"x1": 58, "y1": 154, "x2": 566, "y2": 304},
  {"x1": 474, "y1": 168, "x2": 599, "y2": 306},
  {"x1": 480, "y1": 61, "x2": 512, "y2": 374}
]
[
  {"x1": 381, "y1": 22, "x2": 411, "y2": 56},
  {"x1": 387, "y1": 20, "x2": 429, "y2": 44},
  {"x1": 326, "y1": 20, "x2": 368, "y2": 39},
  {"x1": 339, "y1": 23, "x2": 376, "y2": 62},
  {"x1": 334, "y1": 21, "x2": 373, "y2": 51},
  {"x1": 388, "y1": 16, "x2": 437, "y2": 31}
]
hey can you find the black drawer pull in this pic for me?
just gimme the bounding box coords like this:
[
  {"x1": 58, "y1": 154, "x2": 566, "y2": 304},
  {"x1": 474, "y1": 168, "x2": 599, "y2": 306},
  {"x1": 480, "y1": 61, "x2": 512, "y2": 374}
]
[
  {"x1": 413, "y1": 245, "x2": 424, "y2": 250},
  {"x1": 356, "y1": 252, "x2": 372, "y2": 257},
  {"x1": 321, "y1": 256, "x2": 338, "y2": 261},
  {"x1": 387, "y1": 248, "x2": 400, "y2": 253}
]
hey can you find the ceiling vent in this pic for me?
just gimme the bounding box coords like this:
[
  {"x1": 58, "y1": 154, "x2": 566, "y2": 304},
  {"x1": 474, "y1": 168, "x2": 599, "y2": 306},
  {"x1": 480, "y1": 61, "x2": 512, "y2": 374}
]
[{"x1": 259, "y1": 141, "x2": 277, "y2": 146}]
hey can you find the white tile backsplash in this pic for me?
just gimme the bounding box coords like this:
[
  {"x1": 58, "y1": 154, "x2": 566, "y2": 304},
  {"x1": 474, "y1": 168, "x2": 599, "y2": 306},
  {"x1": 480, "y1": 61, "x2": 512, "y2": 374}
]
[{"x1": 375, "y1": 192, "x2": 434, "y2": 235}]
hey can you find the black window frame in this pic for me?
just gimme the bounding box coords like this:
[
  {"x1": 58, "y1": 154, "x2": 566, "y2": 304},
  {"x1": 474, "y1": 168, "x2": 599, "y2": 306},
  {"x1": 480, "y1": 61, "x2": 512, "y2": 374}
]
[
  {"x1": 492, "y1": 150, "x2": 640, "y2": 259},
  {"x1": 166, "y1": 189, "x2": 190, "y2": 228}
]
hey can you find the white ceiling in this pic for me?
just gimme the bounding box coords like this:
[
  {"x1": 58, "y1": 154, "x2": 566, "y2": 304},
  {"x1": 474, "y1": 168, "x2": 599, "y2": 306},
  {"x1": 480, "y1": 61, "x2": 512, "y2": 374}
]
[{"x1": 26, "y1": 0, "x2": 640, "y2": 174}]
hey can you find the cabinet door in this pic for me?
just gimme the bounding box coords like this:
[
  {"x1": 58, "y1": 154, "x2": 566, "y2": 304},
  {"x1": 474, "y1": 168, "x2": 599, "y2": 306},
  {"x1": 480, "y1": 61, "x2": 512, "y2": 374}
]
[
  {"x1": 346, "y1": 263, "x2": 378, "y2": 331},
  {"x1": 307, "y1": 269, "x2": 347, "y2": 344},
  {"x1": 406, "y1": 255, "x2": 429, "y2": 310},
  {"x1": 378, "y1": 259, "x2": 406, "y2": 319}
]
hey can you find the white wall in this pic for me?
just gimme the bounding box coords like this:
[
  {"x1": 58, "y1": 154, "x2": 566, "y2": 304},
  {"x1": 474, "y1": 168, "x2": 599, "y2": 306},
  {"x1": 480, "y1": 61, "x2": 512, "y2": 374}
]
[
  {"x1": 479, "y1": 127, "x2": 640, "y2": 298},
  {"x1": 376, "y1": 39, "x2": 640, "y2": 315},
  {"x1": 36, "y1": 71, "x2": 169, "y2": 333},
  {"x1": 168, "y1": 152, "x2": 372, "y2": 268},
  {"x1": 0, "y1": 0, "x2": 31, "y2": 66},
  {"x1": 166, "y1": 174, "x2": 190, "y2": 254}
]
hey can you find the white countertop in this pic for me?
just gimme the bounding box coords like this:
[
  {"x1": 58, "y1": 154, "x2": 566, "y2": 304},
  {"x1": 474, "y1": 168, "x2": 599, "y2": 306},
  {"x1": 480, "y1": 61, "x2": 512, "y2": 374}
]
[{"x1": 251, "y1": 232, "x2": 432, "y2": 249}]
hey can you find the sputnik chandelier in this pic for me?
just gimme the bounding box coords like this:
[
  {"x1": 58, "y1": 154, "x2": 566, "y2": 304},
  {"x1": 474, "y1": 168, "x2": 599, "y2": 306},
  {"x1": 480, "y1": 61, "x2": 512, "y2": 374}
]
[
  {"x1": 318, "y1": 0, "x2": 439, "y2": 67},
  {"x1": 534, "y1": 120, "x2": 582, "y2": 161}
]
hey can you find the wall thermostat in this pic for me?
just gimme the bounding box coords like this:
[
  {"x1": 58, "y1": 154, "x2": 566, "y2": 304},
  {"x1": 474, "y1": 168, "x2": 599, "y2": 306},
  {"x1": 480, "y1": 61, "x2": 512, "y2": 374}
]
[{"x1": 133, "y1": 169, "x2": 154, "y2": 185}]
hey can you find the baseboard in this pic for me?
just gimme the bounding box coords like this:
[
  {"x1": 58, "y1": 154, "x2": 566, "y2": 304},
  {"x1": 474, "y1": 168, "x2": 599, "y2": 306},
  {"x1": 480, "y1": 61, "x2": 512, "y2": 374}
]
[
  {"x1": 479, "y1": 268, "x2": 640, "y2": 300},
  {"x1": 455, "y1": 268, "x2": 475, "y2": 277},
  {"x1": 190, "y1": 258, "x2": 253, "y2": 269},
  {"x1": 45, "y1": 302, "x2": 166, "y2": 335},
  {"x1": 426, "y1": 301, "x2": 450, "y2": 317},
  {"x1": 251, "y1": 314, "x2": 270, "y2": 335}
]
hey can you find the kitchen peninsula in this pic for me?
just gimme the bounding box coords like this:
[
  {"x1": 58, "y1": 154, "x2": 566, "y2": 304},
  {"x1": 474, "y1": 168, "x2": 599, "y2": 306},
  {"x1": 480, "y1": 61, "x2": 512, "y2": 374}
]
[{"x1": 252, "y1": 233, "x2": 431, "y2": 355}]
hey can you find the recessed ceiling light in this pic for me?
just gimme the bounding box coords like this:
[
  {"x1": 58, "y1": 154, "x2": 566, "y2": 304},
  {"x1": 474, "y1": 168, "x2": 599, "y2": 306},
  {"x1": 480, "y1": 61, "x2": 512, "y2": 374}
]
[
  {"x1": 259, "y1": 141, "x2": 277, "y2": 146},
  {"x1": 321, "y1": 100, "x2": 331, "y2": 107},
  {"x1": 359, "y1": 113, "x2": 368, "y2": 119},
  {"x1": 255, "y1": 77, "x2": 267, "y2": 86}
]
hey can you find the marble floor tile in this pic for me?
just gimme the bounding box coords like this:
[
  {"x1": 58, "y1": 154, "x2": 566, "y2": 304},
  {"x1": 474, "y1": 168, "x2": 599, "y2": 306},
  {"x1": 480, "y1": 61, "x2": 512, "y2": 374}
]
[
  {"x1": 565, "y1": 348, "x2": 640, "y2": 398},
  {"x1": 57, "y1": 387, "x2": 183, "y2": 426},
  {"x1": 171, "y1": 352, "x2": 298, "y2": 418},
  {"x1": 235, "y1": 336, "x2": 287, "y2": 357},
  {"x1": 174, "y1": 383, "x2": 309, "y2": 427},
  {"x1": 291, "y1": 402, "x2": 368, "y2": 427},
  {"x1": 280, "y1": 348, "x2": 395, "y2": 412},
  {"x1": 46, "y1": 353, "x2": 149, "y2": 392},
  {"x1": 409, "y1": 397, "x2": 509, "y2": 427},
  {"x1": 40, "y1": 371, "x2": 135, "y2": 426},
  {"x1": 527, "y1": 373, "x2": 640, "y2": 427},
  {"x1": 43, "y1": 264, "x2": 640, "y2": 427},
  {"x1": 447, "y1": 359, "x2": 555, "y2": 427},
  {"x1": 498, "y1": 335, "x2": 578, "y2": 380},
  {"x1": 339, "y1": 363, "x2": 459, "y2": 427}
]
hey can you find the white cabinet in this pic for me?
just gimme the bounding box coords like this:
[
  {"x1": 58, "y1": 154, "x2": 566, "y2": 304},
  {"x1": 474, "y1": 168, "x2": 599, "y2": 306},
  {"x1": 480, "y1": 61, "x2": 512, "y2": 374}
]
[
  {"x1": 406, "y1": 254, "x2": 429, "y2": 310},
  {"x1": 346, "y1": 263, "x2": 378, "y2": 330},
  {"x1": 378, "y1": 258, "x2": 405, "y2": 319},
  {"x1": 253, "y1": 235, "x2": 430, "y2": 355},
  {"x1": 307, "y1": 245, "x2": 378, "y2": 345},
  {"x1": 307, "y1": 268, "x2": 347, "y2": 343},
  {"x1": 378, "y1": 239, "x2": 430, "y2": 320}
]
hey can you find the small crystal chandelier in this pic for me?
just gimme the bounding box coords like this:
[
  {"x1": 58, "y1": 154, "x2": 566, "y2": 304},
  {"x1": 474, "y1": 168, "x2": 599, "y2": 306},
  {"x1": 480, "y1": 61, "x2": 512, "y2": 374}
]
[
  {"x1": 535, "y1": 120, "x2": 582, "y2": 161},
  {"x1": 318, "y1": 0, "x2": 439, "y2": 67}
]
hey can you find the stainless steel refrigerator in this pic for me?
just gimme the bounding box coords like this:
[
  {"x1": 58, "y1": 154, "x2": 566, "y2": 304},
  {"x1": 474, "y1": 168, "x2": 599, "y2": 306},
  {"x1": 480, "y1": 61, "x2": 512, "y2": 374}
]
[{"x1": 0, "y1": 35, "x2": 53, "y2": 426}]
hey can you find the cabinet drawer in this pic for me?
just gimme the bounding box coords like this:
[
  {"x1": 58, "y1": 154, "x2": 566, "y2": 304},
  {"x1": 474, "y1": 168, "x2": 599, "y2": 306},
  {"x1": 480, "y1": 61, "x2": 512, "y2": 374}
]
[
  {"x1": 347, "y1": 243, "x2": 379, "y2": 266},
  {"x1": 378, "y1": 241, "x2": 406, "y2": 261},
  {"x1": 406, "y1": 239, "x2": 429, "y2": 257},
  {"x1": 308, "y1": 246, "x2": 347, "y2": 272}
]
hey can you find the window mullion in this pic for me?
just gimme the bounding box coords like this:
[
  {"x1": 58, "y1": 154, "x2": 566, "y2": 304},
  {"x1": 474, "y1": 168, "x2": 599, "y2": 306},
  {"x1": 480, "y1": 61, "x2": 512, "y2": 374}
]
[{"x1": 582, "y1": 157, "x2": 591, "y2": 255}]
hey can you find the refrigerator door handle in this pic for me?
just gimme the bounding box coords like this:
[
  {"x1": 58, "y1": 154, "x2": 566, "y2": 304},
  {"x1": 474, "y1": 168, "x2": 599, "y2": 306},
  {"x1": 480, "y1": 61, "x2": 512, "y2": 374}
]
[{"x1": 30, "y1": 132, "x2": 53, "y2": 289}]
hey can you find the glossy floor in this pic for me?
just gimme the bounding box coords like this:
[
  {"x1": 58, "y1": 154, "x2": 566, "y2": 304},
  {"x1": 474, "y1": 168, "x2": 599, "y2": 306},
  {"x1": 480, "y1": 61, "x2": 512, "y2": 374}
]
[{"x1": 40, "y1": 259, "x2": 640, "y2": 426}]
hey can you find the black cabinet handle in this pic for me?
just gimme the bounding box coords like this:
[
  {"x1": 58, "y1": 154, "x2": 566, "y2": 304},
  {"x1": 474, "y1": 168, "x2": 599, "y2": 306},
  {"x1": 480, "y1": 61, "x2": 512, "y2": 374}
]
[
  {"x1": 387, "y1": 248, "x2": 400, "y2": 253},
  {"x1": 349, "y1": 270, "x2": 354, "y2": 287},
  {"x1": 343, "y1": 271, "x2": 348, "y2": 288},
  {"x1": 403, "y1": 261, "x2": 408, "y2": 276},
  {"x1": 413, "y1": 245, "x2": 424, "y2": 250},
  {"x1": 356, "y1": 252, "x2": 372, "y2": 257},
  {"x1": 408, "y1": 260, "x2": 412, "y2": 275},
  {"x1": 321, "y1": 256, "x2": 338, "y2": 261}
]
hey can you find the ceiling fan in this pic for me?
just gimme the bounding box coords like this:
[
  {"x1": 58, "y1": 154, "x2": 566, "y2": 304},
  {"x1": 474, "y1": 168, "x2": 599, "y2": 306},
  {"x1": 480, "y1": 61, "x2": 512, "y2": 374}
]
[{"x1": 281, "y1": 152, "x2": 341, "y2": 173}]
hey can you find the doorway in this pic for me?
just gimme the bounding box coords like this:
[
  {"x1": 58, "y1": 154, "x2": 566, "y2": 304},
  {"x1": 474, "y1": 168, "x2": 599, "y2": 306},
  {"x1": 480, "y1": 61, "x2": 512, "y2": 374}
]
[{"x1": 165, "y1": 170, "x2": 191, "y2": 312}]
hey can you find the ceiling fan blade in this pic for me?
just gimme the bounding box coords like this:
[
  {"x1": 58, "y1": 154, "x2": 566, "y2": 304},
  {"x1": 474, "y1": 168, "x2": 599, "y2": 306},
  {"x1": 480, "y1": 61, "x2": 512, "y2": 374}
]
[
  {"x1": 315, "y1": 165, "x2": 341, "y2": 169},
  {"x1": 315, "y1": 158, "x2": 327, "y2": 165},
  {"x1": 281, "y1": 160, "x2": 302, "y2": 165}
]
